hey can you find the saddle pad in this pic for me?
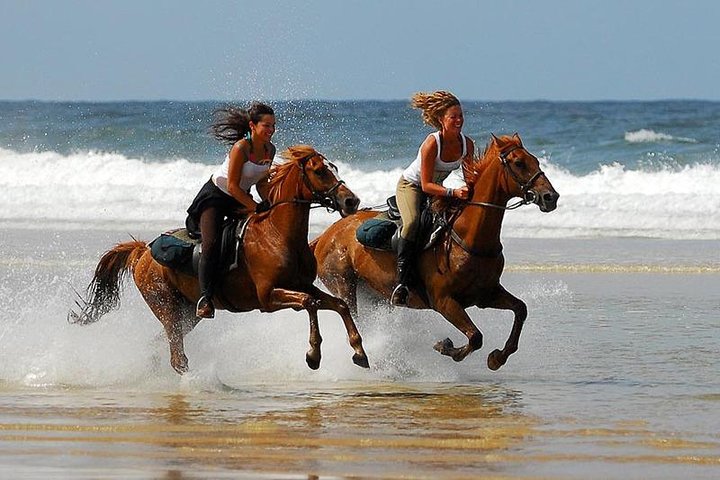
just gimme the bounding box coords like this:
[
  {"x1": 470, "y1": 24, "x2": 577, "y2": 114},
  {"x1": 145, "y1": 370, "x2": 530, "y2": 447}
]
[
  {"x1": 149, "y1": 228, "x2": 197, "y2": 270},
  {"x1": 355, "y1": 217, "x2": 398, "y2": 251}
]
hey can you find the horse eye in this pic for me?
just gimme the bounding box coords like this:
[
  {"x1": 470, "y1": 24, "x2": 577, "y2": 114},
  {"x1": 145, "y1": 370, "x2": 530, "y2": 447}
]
[{"x1": 513, "y1": 159, "x2": 527, "y2": 170}]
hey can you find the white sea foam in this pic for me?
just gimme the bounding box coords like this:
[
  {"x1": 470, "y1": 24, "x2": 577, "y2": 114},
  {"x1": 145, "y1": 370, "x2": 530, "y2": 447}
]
[
  {"x1": 1, "y1": 147, "x2": 719, "y2": 239},
  {"x1": 624, "y1": 129, "x2": 697, "y2": 144},
  {"x1": 0, "y1": 269, "x2": 555, "y2": 388},
  {"x1": 0, "y1": 236, "x2": 574, "y2": 388}
]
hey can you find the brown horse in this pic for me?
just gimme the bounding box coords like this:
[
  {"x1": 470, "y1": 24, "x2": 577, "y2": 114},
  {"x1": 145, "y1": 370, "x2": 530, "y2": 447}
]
[
  {"x1": 70, "y1": 145, "x2": 369, "y2": 374},
  {"x1": 311, "y1": 134, "x2": 559, "y2": 370}
]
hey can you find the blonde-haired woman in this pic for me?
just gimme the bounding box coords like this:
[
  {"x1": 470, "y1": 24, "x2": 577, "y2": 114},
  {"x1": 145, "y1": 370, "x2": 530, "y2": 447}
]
[{"x1": 391, "y1": 91, "x2": 473, "y2": 306}]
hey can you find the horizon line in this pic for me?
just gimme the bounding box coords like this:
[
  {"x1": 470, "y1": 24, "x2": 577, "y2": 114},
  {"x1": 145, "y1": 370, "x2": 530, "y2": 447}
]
[{"x1": 1, "y1": 97, "x2": 718, "y2": 104}]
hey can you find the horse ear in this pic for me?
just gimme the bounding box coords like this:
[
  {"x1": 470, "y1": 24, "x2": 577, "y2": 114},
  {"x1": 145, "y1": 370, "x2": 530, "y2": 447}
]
[
  {"x1": 513, "y1": 132, "x2": 523, "y2": 146},
  {"x1": 491, "y1": 133, "x2": 500, "y2": 143}
]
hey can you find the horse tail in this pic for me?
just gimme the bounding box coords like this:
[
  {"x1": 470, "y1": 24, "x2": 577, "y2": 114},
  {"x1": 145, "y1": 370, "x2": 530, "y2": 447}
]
[{"x1": 68, "y1": 240, "x2": 147, "y2": 325}]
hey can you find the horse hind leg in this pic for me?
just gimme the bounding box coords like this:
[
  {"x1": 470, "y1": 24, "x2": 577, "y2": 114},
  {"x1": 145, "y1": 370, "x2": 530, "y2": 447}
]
[
  {"x1": 317, "y1": 269, "x2": 359, "y2": 318},
  {"x1": 149, "y1": 291, "x2": 197, "y2": 375},
  {"x1": 134, "y1": 264, "x2": 195, "y2": 374}
]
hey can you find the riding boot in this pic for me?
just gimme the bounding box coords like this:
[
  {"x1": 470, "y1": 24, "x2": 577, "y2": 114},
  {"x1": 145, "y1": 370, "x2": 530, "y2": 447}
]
[
  {"x1": 196, "y1": 253, "x2": 216, "y2": 319},
  {"x1": 390, "y1": 237, "x2": 416, "y2": 306}
]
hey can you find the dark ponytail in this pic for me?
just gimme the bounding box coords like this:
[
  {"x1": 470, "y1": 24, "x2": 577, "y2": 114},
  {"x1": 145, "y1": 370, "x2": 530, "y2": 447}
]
[{"x1": 209, "y1": 102, "x2": 275, "y2": 145}]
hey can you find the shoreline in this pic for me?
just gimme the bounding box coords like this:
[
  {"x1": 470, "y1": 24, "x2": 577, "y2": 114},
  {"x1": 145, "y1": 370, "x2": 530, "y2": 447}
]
[{"x1": 4, "y1": 226, "x2": 717, "y2": 269}]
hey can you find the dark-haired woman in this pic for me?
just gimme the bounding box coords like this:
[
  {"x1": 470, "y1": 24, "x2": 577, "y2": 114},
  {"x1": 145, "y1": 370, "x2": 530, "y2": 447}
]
[{"x1": 186, "y1": 102, "x2": 276, "y2": 318}]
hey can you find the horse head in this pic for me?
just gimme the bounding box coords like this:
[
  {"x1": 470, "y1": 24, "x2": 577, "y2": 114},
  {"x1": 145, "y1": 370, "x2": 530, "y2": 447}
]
[
  {"x1": 469, "y1": 133, "x2": 559, "y2": 212},
  {"x1": 269, "y1": 145, "x2": 360, "y2": 216}
]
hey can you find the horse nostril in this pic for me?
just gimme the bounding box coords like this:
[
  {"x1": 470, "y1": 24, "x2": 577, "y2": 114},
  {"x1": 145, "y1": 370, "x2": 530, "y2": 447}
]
[{"x1": 543, "y1": 192, "x2": 558, "y2": 205}]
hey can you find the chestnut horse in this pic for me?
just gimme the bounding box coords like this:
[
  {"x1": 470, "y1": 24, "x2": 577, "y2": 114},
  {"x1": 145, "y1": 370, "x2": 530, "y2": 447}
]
[
  {"x1": 311, "y1": 134, "x2": 559, "y2": 370},
  {"x1": 70, "y1": 145, "x2": 369, "y2": 374}
]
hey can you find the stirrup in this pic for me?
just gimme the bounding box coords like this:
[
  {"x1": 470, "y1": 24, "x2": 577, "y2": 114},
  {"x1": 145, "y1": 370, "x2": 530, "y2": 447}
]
[
  {"x1": 390, "y1": 284, "x2": 409, "y2": 306},
  {"x1": 196, "y1": 296, "x2": 215, "y2": 319}
]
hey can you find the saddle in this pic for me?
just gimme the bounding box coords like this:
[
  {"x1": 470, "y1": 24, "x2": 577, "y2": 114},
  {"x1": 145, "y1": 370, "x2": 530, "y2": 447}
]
[
  {"x1": 355, "y1": 196, "x2": 446, "y2": 252},
  {"x1": 149, "y1": 218, "x2": 251, "y2": 275}
]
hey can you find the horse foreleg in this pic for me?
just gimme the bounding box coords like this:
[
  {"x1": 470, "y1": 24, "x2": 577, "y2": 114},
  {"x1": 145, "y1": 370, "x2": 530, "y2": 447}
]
[
  {"x1": 309, "y1": 286, "x2": 369, "y2": 369},
  {"x1": 481, "y1": 286, "x2": 527, "y2": 371},
  {"x1": 260, "y1": 287, "x2": 322, "y2": 368},
  {"x1": 306, "y1": 309, "x2": 322, "y2": 370},
  {"x1": 259, "y1": 287, "x2": 368, "y2": 369},
  {"x1": 432, "y1": 297, "x2": 483, "y2": 362},
  {"x1": 261, "y1": 287, "x2": 316, "y2": 312}
]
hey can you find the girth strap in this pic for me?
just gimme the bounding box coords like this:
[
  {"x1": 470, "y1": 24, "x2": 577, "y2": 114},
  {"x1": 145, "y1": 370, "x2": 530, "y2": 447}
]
[{"x1": 449, "y1": 228, "x2": 503, "y2": 258}]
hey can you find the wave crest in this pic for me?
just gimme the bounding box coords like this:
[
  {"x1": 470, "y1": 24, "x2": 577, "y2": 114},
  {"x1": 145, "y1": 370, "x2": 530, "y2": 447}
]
[
  {"x1": 1, "y1": 147, "x2": 719, "y2": 239},
  {"x1": 624, "y1": 129, "x2": 697, "y2": 144}
]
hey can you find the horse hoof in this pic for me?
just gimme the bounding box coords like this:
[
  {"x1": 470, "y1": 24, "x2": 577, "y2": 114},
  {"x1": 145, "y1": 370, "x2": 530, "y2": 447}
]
[
  {"x1": 306, "y1": 352, "x2": 321, "y2": 370},
  {"x1": 487, "y1": 349, "x2": 505, "y2": 371},
  {"x1": 451, "y1": 351, "x2": 466, "y2": 363},
  {"x1": 352, "y1": 353, "x2": 370, "y2": 369},
  {"x1": 171, "y1": 354, "x2": 189, "y2": 375},
  {"x1": 172, "y1": 361, "x2": 189, "y2": 375},
  {"x1": 434, "y1": 338, "x2": 454, "y2": 355}
]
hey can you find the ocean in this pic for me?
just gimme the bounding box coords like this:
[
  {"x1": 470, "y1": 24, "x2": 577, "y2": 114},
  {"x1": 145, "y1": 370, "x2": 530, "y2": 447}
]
[
  {"x1": 0, "y1": 100, "x2": 719, "y2": 479},
  {"x1": 2, "y1": 100, "x2": 719, "y2": 237}
]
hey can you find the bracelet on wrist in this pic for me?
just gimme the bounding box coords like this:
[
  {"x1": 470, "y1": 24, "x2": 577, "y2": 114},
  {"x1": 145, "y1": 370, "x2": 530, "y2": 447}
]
[{"x1": 446, "y1": 187, "x2": 453, "y2": 198}]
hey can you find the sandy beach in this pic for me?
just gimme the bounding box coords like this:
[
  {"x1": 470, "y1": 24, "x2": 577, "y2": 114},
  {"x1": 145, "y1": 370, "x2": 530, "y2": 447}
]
[{"x1": 0, "y1": 227, "x2": 718, "y2": 479}]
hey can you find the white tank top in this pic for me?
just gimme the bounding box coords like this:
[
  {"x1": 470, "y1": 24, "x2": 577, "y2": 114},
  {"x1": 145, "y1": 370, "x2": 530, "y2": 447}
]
[
  {"x1": 402, "y1": 131, "x2": 467, "y2": 185},
  {"x1": 212, "y1": 152, "x2": 272, "y2": 195}
]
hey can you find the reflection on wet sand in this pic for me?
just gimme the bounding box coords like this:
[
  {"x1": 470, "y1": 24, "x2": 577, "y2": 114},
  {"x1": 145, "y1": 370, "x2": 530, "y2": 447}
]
[
  {"x1": 0, "y1": 384, "x2": 530, "y2": 478},
  {"x1": 0, "y1": 384, "x2": 718, "y2": 479}
]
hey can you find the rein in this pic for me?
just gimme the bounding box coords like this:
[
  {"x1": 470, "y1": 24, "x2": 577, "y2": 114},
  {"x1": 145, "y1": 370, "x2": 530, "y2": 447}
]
[{"x1": 466, "y1": 198, "x2": 532, "y2": 211}]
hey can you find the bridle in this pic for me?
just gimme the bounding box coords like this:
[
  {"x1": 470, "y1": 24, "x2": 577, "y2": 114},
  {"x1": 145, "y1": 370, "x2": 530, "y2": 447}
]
[
  {"x1": 445, "y1": 144, "x2": 546, "y2": 257},
  {"x1": 264, "y1": 153, "x2": 347, "y2": 213},
  {"x1": 298, "y1": 153, "x2": 347, "y2": 211},
  {"x1": 465, "y1": 145, "x2": 546, "y2": 211}
]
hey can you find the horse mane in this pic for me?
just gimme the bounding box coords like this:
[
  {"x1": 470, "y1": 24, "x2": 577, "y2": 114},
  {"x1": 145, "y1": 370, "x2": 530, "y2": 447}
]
[
  {"x1": 431, "y1": 134, "x2": 521, "y2": 213},
  {"x1": 267, "y1": 144, "x2": 318, "y2": 202}
]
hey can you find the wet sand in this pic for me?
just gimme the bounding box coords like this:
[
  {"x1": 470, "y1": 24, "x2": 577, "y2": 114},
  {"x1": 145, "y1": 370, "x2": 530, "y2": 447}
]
[{"x1": 1, "y1": 382, "x2": 719, "y2": 480}]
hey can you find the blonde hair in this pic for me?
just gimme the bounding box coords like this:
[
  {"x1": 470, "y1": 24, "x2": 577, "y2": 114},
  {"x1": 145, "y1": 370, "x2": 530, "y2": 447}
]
[{"x1": 410, "y1": 91, "x2": 461, "y2": 130}]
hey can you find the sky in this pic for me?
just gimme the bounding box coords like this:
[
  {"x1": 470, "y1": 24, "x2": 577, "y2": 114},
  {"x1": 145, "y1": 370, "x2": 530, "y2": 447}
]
[{"x1": 1, "y1": 0, "x2": 719, "y2": 102}]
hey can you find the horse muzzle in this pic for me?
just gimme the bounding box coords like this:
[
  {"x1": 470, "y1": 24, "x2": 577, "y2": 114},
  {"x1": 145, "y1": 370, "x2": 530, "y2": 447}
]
[
  {"x1": 339, "y1": 194, "x2": 360, "y2": 217},
  {"x1": 335, "y1": 187, "x2": 360, "y2": 217},
  {"x1": 528, "y1": 188, "x2": 559, "y2": 213}
]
